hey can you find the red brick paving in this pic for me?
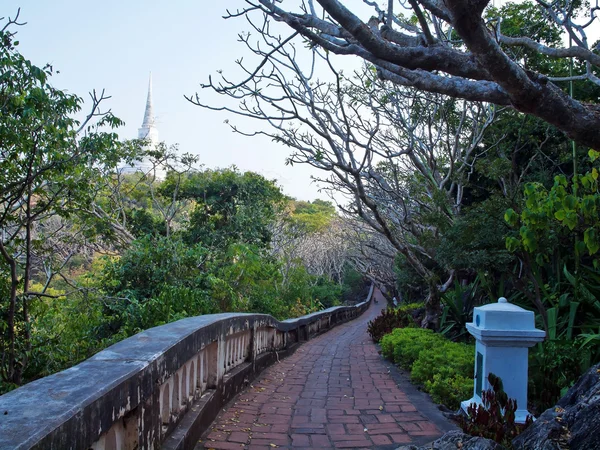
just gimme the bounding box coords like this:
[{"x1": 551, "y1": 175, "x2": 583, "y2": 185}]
[{"x1": 198, "y1": 289, "x2": 444, "y2": 449}]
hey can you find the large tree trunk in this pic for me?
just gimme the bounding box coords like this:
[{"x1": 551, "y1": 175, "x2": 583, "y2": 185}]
[
  {"x1": 422, "y1": 282, "x2": 441, "y2": 330},
  {"x1": 253, "y1": 0, "x2": 600, "y2": 150}
]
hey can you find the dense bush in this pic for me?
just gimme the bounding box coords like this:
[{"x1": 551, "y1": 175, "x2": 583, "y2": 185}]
[
  {"x1": 411, "y1": 343, "x2": 474, "y2": 409},
  {"x1": 411, "y1": 341, "x2": 473, "y2": 384},
  {"x1": 393, "y1": 254, "x2": 427, "y2": 303},
  {"x1": 23, "y1": 287, "x2": 122, "y2": 385},
  {"x1": 426, "y1": 373, "x2": 473, "y2": 410},
  {"x1": 310, "y1": 277, "x2": 343, "y2": 308},
  {"x1": 101, "y1": 237, "x2": 341, "y2": 330},
  {"x1": 367, "y1": 303, "x2": 423, "y2": 342},
  {"x1": 528, "y1": 339, "x2": 590, "y2": 414},
  {"x1": 2, "y1": 236, "x2": 345, "y2": 394},
  {"x1": 381, "y1": 328, "x2": 446, "y2": 366},
  {"x1": 380, "y1": 328, "x2": 474, "y2": 410}
]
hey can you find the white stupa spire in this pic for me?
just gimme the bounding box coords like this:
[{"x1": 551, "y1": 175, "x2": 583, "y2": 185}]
[
  {"x1": 138, "y1": 72, "x2": 158, "y2": 146},
  {"x1": 141, "y1": 73, "x2": 155, "y2": 128},
  {"x1": 119, "y1": 73, "x2": 164, "y2": 179}
]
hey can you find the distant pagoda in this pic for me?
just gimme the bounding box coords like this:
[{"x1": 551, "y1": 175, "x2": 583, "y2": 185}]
[
  {"x1": 119, "y1": 73, "x2": 163, "y2": 179},
  {"x1": 138, "y1": 72, "x2": 159, "y2": 147}
]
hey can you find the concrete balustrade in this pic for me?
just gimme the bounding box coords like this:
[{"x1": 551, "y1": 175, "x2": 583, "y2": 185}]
[{"x1": 0, "y1": 285, "x2": 373, "y2": 450}]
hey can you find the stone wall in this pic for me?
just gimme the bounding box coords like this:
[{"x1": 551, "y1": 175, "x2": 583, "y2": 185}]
[{"x1": 0, "y1": 285, "x2": 373, "y2": 450}]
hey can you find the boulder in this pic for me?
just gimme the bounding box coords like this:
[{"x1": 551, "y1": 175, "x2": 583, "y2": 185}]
[
  {"x1": 512, "y1": 362, "x2": 600, "y2": 450},
  {"x1": 396, "y1": 430, "x2": 505, "y2": 450}
]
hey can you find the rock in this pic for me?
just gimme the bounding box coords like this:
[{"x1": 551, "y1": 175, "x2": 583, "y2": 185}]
[
  {"x1": 398, "y1": 363, "x2": 600, "y2": 450},
  {"x1": 396, "y1": 430, "x2": 505, "y2": 450},
  {"x1": 512, "y1": 362, "x2": 600, "y2": 450}
]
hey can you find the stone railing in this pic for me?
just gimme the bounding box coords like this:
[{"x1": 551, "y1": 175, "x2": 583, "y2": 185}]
[{"x1": 0, "y1": 285, "x2": 373, "y2": 450}]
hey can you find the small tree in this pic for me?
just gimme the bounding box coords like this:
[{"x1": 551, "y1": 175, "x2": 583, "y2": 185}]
[{"x1": 0, "y1": 15, "x2": 133, "y2": 385}]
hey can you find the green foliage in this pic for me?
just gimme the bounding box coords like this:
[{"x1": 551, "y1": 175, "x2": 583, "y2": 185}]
[
  {"x1": 340, "y1": 265, "x2": 369, "y2": 304},
  {"x1": 127, "y1": 208, "x2": 167, "y2": 238},
  {"x1": 460, "y1": 374, "x2": 532, "y2": 448},
  {"x1": 439, "y1": 280, "x2": 478, "y2": 341},
  {"x1": 117, "y1": 286, "x2": 218, "y2": 335},
  {"x1": 367, "y1": 304, "x2": 421, "y2": 342},
  {"x1": 380, "y1": 328, "x2": 474, "y2": 410},
  {"x1": 178, "y1": 168, "x2": 285, "y2": 249},
  {"x1": 426, "y1": 373, "x2": 473, "y2": 411},
  {"x1": 411, "y1": 342, "x2": 474, "y2": 385},
  {"x1": 505, "y1": 154, "x2": 600, "y2": 260},
  {"x1": 394, "y1": 253, "x2": 427, "y2": 303},
  {"x1": 437, "y1": 197, "x2": 514, "y2": 274},
  {"x1": 487, "y1": 1, "x2": 561, "y2": 75},
  {"x1": 289, "y1": 199, "x2": 336, "y2": 232},
  {"x1": 502, "y1": 148, "x2": 600, "y2": 396},
  {"x1": 528, "y1": 339, "x2": 591, "y2": 414},
  {"x1": 103, "y1": 236, "x2": 208, "y2": 301},
  {"x1": 23, "y1": 288, "x2": 124, "y2": 385},
  {"x1": 381, "y1": 328, "x2": 445, "y2": 367},
  {"x1": 309, "y1": 277, "x2": 342, "y2": 309},
  {"x1": 410, "y1": 341, "x2": 474, "y2": 410},
  {"x1": 100, "y1": 232, "x2": 343, "y2": 336},
  {"x1": 381, "y1": 328, "x2": 437, "y2": 365}
]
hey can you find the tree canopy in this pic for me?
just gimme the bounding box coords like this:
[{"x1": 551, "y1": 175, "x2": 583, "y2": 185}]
[{"x1": 200, "y1": 0, "x2": 599, "y2": 149}]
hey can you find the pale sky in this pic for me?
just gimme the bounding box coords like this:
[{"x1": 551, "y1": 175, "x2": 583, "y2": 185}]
[
  {"x1": 1, "y1": 1, "x2": 369, "y2": 201},
  {"x1": 3, "y1": 1, "x2": 597, "y2": 202}
]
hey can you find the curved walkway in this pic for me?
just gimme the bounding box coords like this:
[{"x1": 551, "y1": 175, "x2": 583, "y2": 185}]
[{"x1": 198, "y1": 289, "x2": 454, "y2": 449}]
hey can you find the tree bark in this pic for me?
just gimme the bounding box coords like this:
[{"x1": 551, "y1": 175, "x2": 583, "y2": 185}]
[{"x1": 255, "y1": 0, "x2": 600, "y2": 149}]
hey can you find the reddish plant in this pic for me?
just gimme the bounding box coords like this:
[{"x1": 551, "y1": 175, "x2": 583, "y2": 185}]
[
  {"x1": 459, "y1": 373, "x2": 532, "y2": 447},
  {"x1": 367, "y1": 305, "x2": 421, "y2": 342}
]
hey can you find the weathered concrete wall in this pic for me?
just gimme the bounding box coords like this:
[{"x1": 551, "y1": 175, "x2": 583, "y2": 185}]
[{"x1": 0, "y1": 286, "x2": 373, "y2": 450}]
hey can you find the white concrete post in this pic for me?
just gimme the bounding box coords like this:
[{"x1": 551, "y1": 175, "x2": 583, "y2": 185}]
[{"x1": 461, "y1": 297, "x2": 545, "y2": 423}]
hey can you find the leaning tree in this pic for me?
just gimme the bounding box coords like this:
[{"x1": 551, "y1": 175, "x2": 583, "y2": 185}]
[
  {"x1": 191, "y1": 0, "x2": 598, "y2": 325},
  {"x1": 212, "y1": 0, "x2": 599, "y2": 149},
  {"x1": 191, "y1": 25, "x2": 498, "y2": 326}
]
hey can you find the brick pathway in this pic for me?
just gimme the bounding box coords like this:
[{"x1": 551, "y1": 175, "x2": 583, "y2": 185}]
[{"x1": 198, "y1": 289, "x2": 450, "y2": 449}]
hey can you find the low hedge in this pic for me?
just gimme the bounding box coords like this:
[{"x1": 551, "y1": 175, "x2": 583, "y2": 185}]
[{"x1": 380, "y1": 327, "x2": 474, "y2": 410}]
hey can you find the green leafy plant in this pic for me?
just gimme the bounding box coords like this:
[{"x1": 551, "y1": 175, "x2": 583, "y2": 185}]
[
  {"x1": 426, "y1": 373, "x2": 473, "y2": 411},
  {"x1": 439, "y1": 279, "x2": 479, "y2": 341},
  {"x1": 528, "y1": 339, "x2": 590, "y2": 414},
  {"x1": 380, "y1": 328, "x2": 445, "y2": 367},
  {"x1": 460, "y1": 373, "x2": 532, "y2": 448},
  {"x1": 411, "y1": 342, "x2": 474, "y2": 384},
  {"x1": 410, "y1": 340, "x2": 474, "y2": 409}
]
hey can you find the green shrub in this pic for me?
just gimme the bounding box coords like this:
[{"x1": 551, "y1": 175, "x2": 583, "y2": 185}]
[
  {"x1": 380, "y1": 328, "x2": 402, "y2": 360},
  {"x1": 391, "y1": 328, "x2": 447, "y2": 368},
  {"x1": 340, "y1": 264, "x2": 368, "y2": 303},
  {"x1": 125, "y1": 286, "x2": 219, "y2": 334},
  {"x1": 379, "y1": 327, "x2": 475, "y2": 410},
  {"x1": 426, "y1": 373, "x2": 473, "y2": 410},
  {"x1": 367, "y1": 303, "x2": 422, "y2": 342},
  {"x1": 411, "y1": 342, "x2": 474, "y2": 385},
  {"x1": 310, "y1": 277, "x2": 342, "y2": 308},
  {"x1": 528, "y1": 339, "x2": 591, "y2": 415}
]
